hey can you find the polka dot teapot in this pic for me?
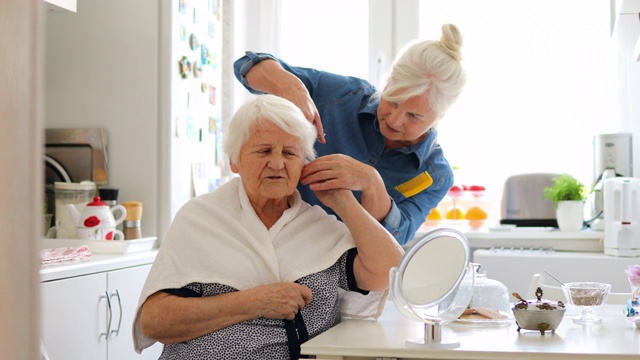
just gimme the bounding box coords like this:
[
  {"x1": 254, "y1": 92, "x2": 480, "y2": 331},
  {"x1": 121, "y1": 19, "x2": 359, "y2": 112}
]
[{"x1": 66, "y1": 196, "x2": 127, "y2": 231}]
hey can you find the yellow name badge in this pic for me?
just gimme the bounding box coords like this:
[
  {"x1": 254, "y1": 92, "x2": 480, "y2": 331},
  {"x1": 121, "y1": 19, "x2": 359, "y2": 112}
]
[{"x1": 394, "y1": 172, "x2": 434, "y2": 198}]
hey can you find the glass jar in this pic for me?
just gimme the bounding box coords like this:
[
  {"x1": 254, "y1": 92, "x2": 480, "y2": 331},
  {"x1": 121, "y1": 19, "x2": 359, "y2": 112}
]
[{"x1": 53, "y1": 181, "x2": 96, "y2": 239}]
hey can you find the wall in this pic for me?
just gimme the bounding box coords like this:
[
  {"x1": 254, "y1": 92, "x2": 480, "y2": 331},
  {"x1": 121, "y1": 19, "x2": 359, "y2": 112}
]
[
  {"x1": 46, "y1": 0, "x2": 161, "y2": 237},
  {"x1": 612, "y1": 4, "x2": 640, "y2": 177}
]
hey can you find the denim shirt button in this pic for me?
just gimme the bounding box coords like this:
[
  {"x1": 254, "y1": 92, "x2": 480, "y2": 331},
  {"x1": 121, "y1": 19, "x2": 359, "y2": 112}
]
[{"x1": 368, "y1": 159, "x2": 375, "y2": 165}]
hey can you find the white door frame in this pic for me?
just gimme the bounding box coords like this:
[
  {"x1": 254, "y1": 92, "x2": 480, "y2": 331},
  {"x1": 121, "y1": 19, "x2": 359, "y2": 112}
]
[{"x1": 0, "y1": 0, "x2": 43, "y2": 359}]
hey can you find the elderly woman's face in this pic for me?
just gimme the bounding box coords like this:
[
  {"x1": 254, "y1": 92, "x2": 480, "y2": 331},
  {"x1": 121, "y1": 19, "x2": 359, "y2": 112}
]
[
  {"x1": 377, "y1": 89, "x2": 439, "y2": 148},
  {"x1": 230, "y1": 120, "x2": 304, "y2": 202}
]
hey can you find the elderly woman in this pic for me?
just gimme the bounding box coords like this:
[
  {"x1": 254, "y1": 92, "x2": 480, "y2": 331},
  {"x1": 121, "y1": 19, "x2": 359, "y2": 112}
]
[
  {"x1": 133, "y1": 94, "x2": 404, "y2": 359},
  {"x1": 234, "y1": 24, "x2": 467, "y2": 245}
]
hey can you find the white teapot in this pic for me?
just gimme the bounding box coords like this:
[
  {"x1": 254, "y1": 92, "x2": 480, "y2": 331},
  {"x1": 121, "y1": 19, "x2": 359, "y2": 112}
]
[{"x1": 66, "y1": 196, "x2": 127, "y2": 231}]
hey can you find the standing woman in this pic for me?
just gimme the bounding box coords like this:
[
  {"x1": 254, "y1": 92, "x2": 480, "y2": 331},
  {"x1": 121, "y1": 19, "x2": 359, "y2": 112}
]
[{"x1": 234, "y1": 24, "x2": 467, "y2": 245}]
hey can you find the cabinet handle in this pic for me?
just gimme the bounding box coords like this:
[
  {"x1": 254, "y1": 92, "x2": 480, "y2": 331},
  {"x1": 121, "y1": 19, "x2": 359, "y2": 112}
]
[
  {"x1": 99, "y1": 291, "x2": 112, "y2": 339},
  {"x1": 110, "y1": 289, "x2": 123, "y2": 337}
]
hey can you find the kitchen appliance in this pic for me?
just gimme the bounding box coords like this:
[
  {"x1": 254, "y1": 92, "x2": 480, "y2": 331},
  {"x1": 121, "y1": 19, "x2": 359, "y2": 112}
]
[
  {"x1": 45, "y1": 128, "x2": 109, "y2": 185},
  {"x1": 500, "y1": 173, "x2": 559, "y2": 227},
  {"x1": 603, "y1": 177, "x2": 640, "y2": 257},
  {"x1": 587, "y1": 133, "x2": 633, "y2": 230}
]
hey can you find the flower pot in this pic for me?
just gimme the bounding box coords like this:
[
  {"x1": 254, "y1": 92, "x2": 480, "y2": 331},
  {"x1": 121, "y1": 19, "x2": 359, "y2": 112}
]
[{"x1": 556, "y1": 200, "x2": 584, "y2": 231}]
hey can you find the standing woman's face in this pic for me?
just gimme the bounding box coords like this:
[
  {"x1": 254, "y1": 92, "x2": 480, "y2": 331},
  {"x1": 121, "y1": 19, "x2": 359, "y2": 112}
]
[
  {"x1": 230, "y1": 120, "x2": 305, "y2": 203},
  {"x1": 377, "y1": 88, "x2": 439, "y2": 149}
]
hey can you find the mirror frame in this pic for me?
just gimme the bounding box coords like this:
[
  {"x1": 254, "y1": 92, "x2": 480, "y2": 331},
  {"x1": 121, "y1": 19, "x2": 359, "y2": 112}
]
[{"x1": 397, "y1": 228, "x2": 470, "y2": 308}]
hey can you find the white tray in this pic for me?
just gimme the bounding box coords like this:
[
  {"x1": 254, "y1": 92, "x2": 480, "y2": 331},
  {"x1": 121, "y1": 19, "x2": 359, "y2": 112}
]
[{"x1": 40, "y1": 237, "x2": 157, "y2": 254}]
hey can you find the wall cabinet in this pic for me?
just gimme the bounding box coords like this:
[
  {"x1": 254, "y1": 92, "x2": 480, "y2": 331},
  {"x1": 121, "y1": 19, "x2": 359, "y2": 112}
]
[
  {"x1": 44, "y1": 0, "x2": 77, "y2": 13},
  {"x1": 41, "y1": 263, "x2": 162, "y2": 360},
  {"x1": 614, "y1": 0, "x2": 640, "y2": 61}
]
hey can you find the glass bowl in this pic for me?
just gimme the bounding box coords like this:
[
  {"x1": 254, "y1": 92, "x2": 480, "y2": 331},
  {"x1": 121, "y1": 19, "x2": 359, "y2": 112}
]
[{"x1": 561, "y1": 282, "x2": 611, "y2": 325}]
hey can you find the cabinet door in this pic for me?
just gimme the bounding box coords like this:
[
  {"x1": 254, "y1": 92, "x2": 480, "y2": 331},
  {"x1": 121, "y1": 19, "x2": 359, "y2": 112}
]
[
  {"x1": 41, "y1": 272, "x2": 109, "y2": 360},
  {"x1": 106, "y1": 264, "x2": 163, "y2": 359}
]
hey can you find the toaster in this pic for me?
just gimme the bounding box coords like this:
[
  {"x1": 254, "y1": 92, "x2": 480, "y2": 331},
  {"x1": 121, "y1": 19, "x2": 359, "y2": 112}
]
[{"x1": 500, "y1": 173, "x2": 559, "y2": 227}]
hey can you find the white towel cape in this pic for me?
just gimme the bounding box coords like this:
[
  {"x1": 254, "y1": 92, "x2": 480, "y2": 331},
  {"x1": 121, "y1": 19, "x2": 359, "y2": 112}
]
[{"x1": 133, "y1": 177, "x2": 386, "y2": 353}]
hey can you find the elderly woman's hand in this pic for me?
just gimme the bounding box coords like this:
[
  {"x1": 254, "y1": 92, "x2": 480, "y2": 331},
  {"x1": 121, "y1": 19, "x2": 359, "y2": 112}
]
[
  {"x1": 251, "y1": 283, "x2": 313, "y2": 321},
  {"x1": 303, "y1": 154, "x2": 391, "y2": 222},
  {"x1": 314, "y1": 188, "x2": 355, "y2": 213},
  {"x1": 301, "y1": 154, "x2": 377, "y2": 192}
]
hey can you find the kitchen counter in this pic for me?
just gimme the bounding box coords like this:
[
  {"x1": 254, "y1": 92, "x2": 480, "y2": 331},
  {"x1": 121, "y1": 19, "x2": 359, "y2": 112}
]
[
  {"x1": 302, "y1": 301, "x2": 640, "y2": 359},
  {"x1": 39, "y1": 249, "x2": 158, "y2": 282},
  {"x1": 414, "y1": 223, "x2": 603, "y2": 252}
]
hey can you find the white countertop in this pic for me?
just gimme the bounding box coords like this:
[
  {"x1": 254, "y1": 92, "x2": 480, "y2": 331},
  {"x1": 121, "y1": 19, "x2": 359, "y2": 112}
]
[
  {"x1": 39, "y1": 250, "x2": 158, "y2": 282},
  {"x1": 414, "y1": 223, "x2": 604, "y2": 252},
  {"x1": 302, "y1": 301, "x2": 640, "y2": 359}
]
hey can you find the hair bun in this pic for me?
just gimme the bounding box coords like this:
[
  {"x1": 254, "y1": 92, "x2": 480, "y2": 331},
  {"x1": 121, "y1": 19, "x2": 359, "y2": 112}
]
[{"x1": 439, "y1": 24, "x2": 463, "y2": 61}]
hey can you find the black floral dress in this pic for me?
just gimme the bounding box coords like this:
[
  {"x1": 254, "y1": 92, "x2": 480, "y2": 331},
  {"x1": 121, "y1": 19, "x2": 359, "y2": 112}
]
[{"x1": 158, "y1": 249, "x2": 364, "y2": 360}]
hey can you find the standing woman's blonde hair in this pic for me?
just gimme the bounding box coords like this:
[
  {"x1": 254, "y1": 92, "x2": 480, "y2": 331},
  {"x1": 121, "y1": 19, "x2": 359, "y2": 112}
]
[{"x1": 381, "y1": 23, "x2": 466, "y2": 118}]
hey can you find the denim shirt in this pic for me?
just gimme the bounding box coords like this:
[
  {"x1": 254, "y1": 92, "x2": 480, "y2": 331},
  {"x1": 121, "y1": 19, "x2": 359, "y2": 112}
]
[{"x1": 233, "y1": 53, "x2": 453, "y2": 245}]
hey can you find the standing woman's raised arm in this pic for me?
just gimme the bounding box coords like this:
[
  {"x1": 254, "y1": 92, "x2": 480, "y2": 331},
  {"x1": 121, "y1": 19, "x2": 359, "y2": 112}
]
[{"x1": 236, "y1": 53, "x2": 324, "y2": 141}]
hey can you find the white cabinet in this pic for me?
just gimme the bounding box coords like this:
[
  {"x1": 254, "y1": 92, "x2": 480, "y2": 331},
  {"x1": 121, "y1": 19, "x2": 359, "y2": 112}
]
[{"x1": 41, "y1": 264, "x2": 162, "y2": 360}]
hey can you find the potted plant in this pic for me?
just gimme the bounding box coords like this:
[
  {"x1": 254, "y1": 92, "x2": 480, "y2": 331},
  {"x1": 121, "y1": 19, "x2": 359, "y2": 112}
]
[{"x1": 543, "y1": 174, "x2": 587, "y2": 231}]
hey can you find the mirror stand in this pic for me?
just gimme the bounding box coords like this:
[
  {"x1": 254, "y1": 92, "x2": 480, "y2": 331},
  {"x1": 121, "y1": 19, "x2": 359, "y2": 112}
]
[{"x1": 406, "y1": 321, "x2": 460, "y2": 348}]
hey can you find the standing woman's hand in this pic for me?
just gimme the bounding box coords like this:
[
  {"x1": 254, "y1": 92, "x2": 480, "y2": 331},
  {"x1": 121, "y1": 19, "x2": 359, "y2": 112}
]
[
  {"x1": 274, "y1": 80, "x2": 325, "y2": 143},
  {"x1": 301, "y1": 154, "x2": 392, "y2": 222},
  {"x1": 245, "y1": 59, "x2": 325, "y2": 143}
]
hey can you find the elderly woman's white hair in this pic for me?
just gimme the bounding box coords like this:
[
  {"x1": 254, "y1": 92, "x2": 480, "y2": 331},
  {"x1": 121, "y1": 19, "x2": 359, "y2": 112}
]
[
  {"x1": 380, "y1": 23, "x2": 466, "y2": 118},
  {"x1": 223, "y1": 94, "x2": 317, "y2": 164}
]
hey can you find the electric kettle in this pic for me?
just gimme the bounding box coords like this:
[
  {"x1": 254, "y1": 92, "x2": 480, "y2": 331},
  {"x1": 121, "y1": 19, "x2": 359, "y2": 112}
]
[{"x1": 603, "y1": 177, "x2": 640, "y2": 257}]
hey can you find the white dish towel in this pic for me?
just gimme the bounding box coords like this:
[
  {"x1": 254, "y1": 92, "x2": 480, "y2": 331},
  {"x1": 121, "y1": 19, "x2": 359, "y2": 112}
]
[{"x1": 40, "y1": 246, "x2": 92, "y2": 265}]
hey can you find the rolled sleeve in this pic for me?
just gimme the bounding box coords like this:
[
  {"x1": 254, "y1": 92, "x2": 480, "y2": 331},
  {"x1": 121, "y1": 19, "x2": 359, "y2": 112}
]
[
  {"x1": 380, "y1": 198, "x2": 402, "y2": 239},
  {"x1": 234, "y1": 51, "x2": 277, "y2": 91}
]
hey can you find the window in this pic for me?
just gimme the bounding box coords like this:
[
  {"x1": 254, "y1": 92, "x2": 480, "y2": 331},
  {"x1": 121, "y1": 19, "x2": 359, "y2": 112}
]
[
  {"x1": 279, "y1": 0, "x2": 369, "y2": 79},
  {"x1": 265, "y1": 0, "x2": 618, "y2": 219},
  {"x1": 419, "y1": 0, "x2": 617, "y2": 204}
]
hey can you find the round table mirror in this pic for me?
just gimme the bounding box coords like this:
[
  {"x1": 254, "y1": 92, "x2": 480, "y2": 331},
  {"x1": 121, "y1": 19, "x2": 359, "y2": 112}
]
[{"x1": 390, "y1": 228, "x2": 473, "y2": 348}]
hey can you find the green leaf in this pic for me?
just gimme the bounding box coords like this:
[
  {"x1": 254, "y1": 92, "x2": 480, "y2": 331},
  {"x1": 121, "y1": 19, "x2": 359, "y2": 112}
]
[{"x1": 543, "y1": 174, "x2": 586, "y2": 207}]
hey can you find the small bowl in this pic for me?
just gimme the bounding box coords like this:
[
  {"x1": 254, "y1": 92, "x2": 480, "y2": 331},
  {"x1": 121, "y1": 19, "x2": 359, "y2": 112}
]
[
  {"x1": 561, "y1": 282, "x2": 611, "y2": 307},
  {"x1": 561, "y1": 282, "x2": 611, "y2": 325},
  {"x1": 512, "y1": 289, "x2": 566, "y2": 335}
]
